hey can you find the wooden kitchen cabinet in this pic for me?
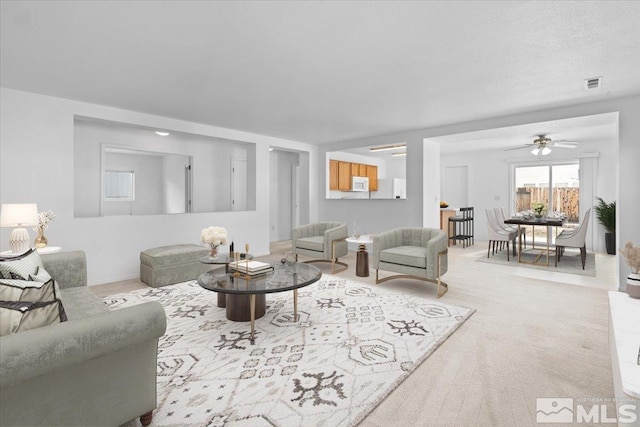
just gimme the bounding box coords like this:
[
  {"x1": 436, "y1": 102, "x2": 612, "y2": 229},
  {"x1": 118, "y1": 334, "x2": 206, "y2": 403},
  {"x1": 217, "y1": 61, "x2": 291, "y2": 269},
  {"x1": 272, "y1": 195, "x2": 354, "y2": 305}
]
[
  {"x1": 329, "y1": 160, "x2": 339, "y2": 190},
  {"x1": 338, "y1": 161, "x2": 351, "y2": 191},
  {"x1": 359, "y1": 164, "x2": 367, "y2": 177},
  {"x1": 367, "y1": 165, "x2": 378, "y2": 191},
  {"x1": 351, "y1": 163, "x2": 359, "y2": 177}
]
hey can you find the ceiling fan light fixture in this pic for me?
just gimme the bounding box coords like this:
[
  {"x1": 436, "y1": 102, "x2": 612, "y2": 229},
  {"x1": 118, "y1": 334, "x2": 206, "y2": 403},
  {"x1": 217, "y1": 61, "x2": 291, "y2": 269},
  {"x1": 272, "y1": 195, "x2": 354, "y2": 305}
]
[
  {"x1": 541, "y1": 146, "x2": 552, "y2": 156},
  {"x1": 155, "y1": 131, "x2": 170, "y2": 136},
  {"x1": 531, "y1": 147, "x2": 540, "y2": 156}
]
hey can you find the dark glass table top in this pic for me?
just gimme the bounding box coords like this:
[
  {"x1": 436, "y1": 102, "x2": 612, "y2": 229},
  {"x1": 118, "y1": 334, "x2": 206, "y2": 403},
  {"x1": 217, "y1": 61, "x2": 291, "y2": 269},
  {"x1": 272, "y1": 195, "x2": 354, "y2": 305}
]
[
  {"x1": 197, "y1": 262, "x2": 322, "y2": 295},
  {"x1": 504, "y1": 217, "x2": 566, "y2": 227},
  {"x1": 199, "y1": 253, "x2": 253, "y2": 264}
]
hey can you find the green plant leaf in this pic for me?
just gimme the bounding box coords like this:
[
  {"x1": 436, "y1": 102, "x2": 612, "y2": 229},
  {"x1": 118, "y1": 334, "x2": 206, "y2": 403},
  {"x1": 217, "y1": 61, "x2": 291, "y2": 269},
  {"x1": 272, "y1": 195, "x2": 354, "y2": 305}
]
[{"x1": 594, "y1": 197, "x2": 616, "y2": 233}]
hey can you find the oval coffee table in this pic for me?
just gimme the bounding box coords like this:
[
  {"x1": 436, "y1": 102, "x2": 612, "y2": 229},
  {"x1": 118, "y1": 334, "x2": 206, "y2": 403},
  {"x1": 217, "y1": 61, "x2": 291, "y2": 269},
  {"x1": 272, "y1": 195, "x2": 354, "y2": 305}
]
[{"x1": 198, "y1": 262, "x2": 321, "y2": 343}]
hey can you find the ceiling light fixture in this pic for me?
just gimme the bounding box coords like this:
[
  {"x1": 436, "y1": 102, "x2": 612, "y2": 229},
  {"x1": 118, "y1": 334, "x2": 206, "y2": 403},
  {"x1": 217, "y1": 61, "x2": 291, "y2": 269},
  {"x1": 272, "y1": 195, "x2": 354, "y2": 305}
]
[
  {"x1": 155, "y1": 131, "x2": 170, "y2": 136},
  {"x1": 391, "y1": 152, "x2": 407, "y2": 157},
  {"x1": 269, "y1": 147, "x2": 274, "y2": 152},
  {"x1": 531, "y1": 146, "x2": 552, "y2": 156},
  {"x1": 369, "y1": 143, "x2": 406, "y2": 152}
]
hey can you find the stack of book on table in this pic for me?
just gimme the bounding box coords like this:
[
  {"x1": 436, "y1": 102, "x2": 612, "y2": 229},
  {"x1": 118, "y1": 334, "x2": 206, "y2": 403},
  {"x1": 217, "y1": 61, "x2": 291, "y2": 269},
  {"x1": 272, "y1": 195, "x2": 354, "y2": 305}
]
[{"x1": 230, "y1": 260, "x2": 274, "y2": 276}]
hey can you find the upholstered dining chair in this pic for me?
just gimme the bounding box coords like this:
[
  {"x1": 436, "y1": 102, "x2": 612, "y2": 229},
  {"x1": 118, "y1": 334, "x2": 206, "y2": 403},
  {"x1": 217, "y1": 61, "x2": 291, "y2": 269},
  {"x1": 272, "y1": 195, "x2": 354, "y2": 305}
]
[
  {"x1": 485, "y1": 208, "x2": 517, "y2": 261},
  {"x1": 555, "y1": 209, "x2": 591, "y2": 269},
  {"x1": 372, "y1": 227, "x2": 448, "y2": 297},
  {"x1": 494, "y1": 207, "x2": 526, "y2": 249},
  {"x1": 292, "y1": 222, "x2": 348, "y2": 273}
]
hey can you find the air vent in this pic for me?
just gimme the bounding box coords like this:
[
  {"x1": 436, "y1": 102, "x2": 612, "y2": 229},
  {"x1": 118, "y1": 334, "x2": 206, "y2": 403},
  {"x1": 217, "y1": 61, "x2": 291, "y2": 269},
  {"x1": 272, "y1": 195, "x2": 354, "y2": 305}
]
[{"x1": 584, "y1": 76, "x2": 602, "y2": 90}]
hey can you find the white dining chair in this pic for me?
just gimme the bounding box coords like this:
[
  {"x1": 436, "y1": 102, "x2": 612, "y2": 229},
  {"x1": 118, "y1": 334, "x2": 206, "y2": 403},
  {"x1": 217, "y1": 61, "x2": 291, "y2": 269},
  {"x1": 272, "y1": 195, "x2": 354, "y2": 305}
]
[
  {"x1": 494, "y1": 207, "x2": 526, "y2": 249},
  {"x1": 555, "y1": 209, "x2": 591, "y2": 269},
  {"x1": 485, "y1": 209, "x2": 517, "y2": 261}
]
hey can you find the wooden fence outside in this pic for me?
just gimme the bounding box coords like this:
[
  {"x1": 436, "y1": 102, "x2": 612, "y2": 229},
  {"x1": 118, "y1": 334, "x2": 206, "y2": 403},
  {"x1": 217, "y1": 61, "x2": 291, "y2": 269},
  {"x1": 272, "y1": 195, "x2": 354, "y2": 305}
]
[{"x1": 516, "y1": 187, "x2": 580, "y2": 222}]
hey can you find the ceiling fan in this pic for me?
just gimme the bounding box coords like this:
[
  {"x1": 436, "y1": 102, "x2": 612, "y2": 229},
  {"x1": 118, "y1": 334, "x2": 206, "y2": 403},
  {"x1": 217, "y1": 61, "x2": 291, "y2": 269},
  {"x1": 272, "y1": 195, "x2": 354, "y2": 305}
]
[{"x1": 505, "y1": 135, "x2": 578, "y2": 156}]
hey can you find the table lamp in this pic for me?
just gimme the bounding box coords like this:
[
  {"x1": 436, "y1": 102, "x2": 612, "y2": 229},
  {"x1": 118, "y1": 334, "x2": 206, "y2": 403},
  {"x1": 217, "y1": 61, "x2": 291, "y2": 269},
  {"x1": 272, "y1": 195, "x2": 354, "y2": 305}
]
[{"x1": 0, "y1": 203, "x2": 38, "y2": 254}]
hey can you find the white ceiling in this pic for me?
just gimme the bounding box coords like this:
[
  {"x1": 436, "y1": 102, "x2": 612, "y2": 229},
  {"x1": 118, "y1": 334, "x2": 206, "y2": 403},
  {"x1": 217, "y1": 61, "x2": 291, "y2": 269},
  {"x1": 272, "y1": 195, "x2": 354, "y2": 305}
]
[
  {"x1": 434, "y1": 112, "x2": 619, "y2": 154},
  {"x1": 2, "y1": 1, "x2": 640, "y2": 144}
]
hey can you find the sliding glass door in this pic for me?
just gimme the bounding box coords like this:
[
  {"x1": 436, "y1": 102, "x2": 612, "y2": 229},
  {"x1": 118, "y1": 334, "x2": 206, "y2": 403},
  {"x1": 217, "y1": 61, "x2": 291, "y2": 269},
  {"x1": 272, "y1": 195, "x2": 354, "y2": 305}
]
[{"x1": 513, "y1": 162, "x2": 580, "y2": 245}]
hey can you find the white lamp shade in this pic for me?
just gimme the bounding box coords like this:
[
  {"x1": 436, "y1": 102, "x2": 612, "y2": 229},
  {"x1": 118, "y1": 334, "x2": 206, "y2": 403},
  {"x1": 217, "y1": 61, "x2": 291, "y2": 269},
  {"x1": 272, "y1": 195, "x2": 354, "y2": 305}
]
[
  {"x1": 0, "y1": 204, "x2": 39, "y2": 227},
  {"x1": 541, "y1": 146, "x2": 552, "y2": 156},
  {"x1": 530, "y1": 147, "x2": 540, "y2": 156}
]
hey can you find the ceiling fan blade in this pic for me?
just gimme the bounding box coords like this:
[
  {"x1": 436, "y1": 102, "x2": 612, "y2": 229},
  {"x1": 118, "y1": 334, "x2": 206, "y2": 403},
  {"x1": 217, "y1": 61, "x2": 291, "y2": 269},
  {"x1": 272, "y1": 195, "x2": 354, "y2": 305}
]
[
  {"x1": 504, "y1": 145, "x2": 533, "y2": 152},
  {"x1": 553, "y1": 142, "x2": 578, "y2": 148}
]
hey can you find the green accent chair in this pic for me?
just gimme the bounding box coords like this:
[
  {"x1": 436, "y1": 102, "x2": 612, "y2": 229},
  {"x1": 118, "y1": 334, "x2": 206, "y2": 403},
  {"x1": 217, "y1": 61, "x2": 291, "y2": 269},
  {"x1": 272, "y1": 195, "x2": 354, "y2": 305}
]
[
  {"x1": 292, "y1": 222, "x2": 348, "y2": 273},
  {"x1": 372, "y1": 227, "x2": 449, "y2": 297}
]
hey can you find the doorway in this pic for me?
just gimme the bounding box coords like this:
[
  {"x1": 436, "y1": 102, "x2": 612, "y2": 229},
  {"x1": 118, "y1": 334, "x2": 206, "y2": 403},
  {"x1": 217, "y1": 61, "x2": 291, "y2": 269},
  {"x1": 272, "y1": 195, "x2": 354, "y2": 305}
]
[{"x1": 270, "y1": 149, "x2": 303, "y2": 241}]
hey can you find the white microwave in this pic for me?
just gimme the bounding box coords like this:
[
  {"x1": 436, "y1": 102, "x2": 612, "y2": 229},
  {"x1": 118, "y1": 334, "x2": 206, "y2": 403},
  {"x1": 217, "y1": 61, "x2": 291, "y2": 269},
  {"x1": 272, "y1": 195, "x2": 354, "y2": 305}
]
[{"x1": 351, "y1": 176, "x2": 369, "y2": 192}]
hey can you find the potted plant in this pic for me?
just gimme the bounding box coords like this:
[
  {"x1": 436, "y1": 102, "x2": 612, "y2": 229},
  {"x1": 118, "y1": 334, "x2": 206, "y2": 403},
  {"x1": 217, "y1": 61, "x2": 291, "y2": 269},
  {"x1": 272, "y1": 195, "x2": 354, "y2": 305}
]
[
  {"x1": 619, "y1": 241, "x2": 640, "y2": 298},
  {"x1": 531, "y1": 202, "x2": 545, "y2": 218},
  {"x1": 594, "y1": 197, "x2": 616, "y2": 255}
]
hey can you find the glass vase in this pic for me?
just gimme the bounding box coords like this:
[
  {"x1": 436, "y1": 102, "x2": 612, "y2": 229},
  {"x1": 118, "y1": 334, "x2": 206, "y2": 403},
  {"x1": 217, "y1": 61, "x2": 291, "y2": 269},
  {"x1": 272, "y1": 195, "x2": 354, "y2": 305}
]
[
  {"x1": 209, "y1": 245, "x2": 219, "y2": 258},
  {"x1": 35, "y1": 227, "x2": 48, "y2": 248}
]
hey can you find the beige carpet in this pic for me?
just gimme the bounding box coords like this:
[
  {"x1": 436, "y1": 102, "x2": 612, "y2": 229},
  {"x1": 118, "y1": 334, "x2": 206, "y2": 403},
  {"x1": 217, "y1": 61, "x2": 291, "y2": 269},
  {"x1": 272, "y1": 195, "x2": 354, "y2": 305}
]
[
  {"x1": 476, "y1": 247, "x2": 596, "y2": 276},
  {"x1": 102, "y1": 240, "x2": 617, "y2": 427}
]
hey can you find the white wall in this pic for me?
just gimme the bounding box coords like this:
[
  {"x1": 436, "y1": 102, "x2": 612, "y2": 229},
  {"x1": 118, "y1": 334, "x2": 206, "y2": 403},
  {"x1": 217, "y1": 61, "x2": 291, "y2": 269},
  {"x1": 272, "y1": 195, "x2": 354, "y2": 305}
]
[{"x1": 0, "y1": 87, "x2": 317, "y2": 285}]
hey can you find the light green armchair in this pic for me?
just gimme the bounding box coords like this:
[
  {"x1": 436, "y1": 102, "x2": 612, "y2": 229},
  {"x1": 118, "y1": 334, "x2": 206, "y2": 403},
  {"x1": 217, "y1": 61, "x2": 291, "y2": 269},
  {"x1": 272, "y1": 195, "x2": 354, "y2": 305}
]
[
  {"x1": 373, "y1": 227, "x2": 449, "y2": 297},
  {"x1": 292, "y1": 222, "x2": 348, "y2": 273}
]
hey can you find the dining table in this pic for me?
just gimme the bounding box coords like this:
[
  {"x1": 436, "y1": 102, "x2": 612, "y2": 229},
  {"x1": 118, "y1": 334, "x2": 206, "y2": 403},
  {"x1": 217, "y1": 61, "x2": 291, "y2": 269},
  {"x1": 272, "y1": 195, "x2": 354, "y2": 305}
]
[{"x1": 504, "y1": 216, "x2": 566, "y2": 266}]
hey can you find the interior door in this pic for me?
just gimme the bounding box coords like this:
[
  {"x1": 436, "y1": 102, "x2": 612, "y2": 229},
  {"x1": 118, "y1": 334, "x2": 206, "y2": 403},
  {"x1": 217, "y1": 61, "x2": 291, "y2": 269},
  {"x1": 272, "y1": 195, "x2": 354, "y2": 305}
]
[
  {"x1": 292, "y1": 164, "x2": 300, "y2": 229},
  {"x1": 231, "y1": 158, "x2": 247, "y2": 211}
]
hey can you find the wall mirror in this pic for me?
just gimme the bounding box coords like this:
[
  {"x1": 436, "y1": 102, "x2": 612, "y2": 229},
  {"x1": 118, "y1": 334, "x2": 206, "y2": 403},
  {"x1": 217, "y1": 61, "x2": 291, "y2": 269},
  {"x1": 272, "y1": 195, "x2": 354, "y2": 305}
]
[
  {"x1": 74, "y1": 116, "x2": 256, "y2": 217},
  {"x1": 326, "y1": 144, "x2": 407, "y2": 200}
]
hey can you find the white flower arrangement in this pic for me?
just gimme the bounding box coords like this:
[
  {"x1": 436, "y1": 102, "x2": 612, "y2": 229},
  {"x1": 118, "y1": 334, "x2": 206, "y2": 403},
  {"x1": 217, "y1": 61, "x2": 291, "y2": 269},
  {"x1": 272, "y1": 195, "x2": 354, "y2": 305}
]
[
  {"x1": 33, "y1": 210, "x2": 56, "y2": 231},
  {"x1": 201, "y1": 226, "x2": 228, "y2": 248},
  {"x1": 620, "y1": 241, "x2": 640, "y2": 274}
]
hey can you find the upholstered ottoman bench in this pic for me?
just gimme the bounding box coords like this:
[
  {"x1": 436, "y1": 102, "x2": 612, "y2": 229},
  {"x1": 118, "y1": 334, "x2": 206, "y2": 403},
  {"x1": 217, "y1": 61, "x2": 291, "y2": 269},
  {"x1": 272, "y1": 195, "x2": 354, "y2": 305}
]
[{"x1": 140, "y1": 244, "x2": 211, "y2": 288}]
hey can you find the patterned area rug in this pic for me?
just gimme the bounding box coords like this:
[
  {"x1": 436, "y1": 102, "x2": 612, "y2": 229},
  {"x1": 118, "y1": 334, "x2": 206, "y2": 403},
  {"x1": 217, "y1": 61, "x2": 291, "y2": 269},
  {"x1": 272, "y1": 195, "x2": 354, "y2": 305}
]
[
  {"x1": 476, "y1": 248, "x2": 596, "y2": 276},
  {"x1": 108, "y1": 275, "x2": 474, "y2": 426}
]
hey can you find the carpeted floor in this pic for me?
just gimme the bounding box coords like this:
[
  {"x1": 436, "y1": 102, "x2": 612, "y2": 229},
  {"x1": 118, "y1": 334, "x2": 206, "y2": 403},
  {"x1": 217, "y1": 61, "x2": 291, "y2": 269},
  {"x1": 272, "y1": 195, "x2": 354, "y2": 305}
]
[
  {"x1": 476, "y1": 246, "x2": 596, "y2": 276},
  {"x1": 107, "y1": 273, "x2": 473, "y2": 426}
]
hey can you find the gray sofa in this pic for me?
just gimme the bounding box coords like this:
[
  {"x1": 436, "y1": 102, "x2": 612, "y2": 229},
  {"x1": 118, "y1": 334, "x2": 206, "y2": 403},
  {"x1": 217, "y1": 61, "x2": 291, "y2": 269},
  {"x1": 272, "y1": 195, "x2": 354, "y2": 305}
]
[
  {"x1": 0, "y1": 251, "x2": 167, "y2": 426},
  {"x1": 372, "y1": 227, "x2": 449, "y2": 297}
]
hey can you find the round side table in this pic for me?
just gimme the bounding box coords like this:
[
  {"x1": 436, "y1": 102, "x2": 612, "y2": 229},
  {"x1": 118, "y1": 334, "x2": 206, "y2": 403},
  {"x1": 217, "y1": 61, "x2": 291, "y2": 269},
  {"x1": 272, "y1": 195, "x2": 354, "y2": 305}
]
[
  {"x1": 346, "y1": 235, "x2": 373, "y2": 277},
  {"x1": 0, "y1": 246, "x2": 62, "y2": 257}
]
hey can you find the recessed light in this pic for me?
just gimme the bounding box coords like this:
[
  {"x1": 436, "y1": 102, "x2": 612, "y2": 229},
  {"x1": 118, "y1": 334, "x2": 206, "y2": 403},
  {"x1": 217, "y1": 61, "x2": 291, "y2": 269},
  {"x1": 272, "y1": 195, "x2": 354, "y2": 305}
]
[
  {"x1": 370, "y1": 143, "x2": 406, "y2": 152},
  {"x1": 155, "y1": 131, "x2": 170, "y2": 136}
]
